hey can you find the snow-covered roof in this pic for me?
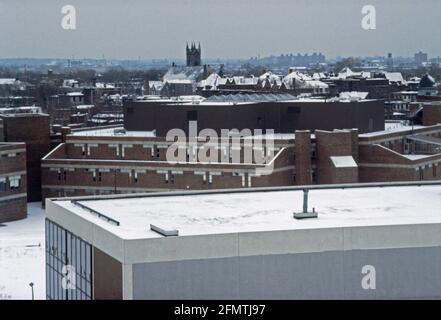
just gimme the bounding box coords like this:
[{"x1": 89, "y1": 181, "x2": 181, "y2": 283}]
[
  {"x1": 75, "y1": 105, "x2": 95, "y2": 110},
  {"x1": 66, "y1": 92, "x2": 84, "y2": 97},
  {"x1": 164, "y1": 79, "x2": 193, "y2": 84},
  {"x1": 0, "y1": 78, "x2": 18, "y2": 85},
  {"x1": 339, "y1": 91, "x2": 369, "y2": 101},
  {"x1": 163, "y1": 66, "x2": 204, "y2": 82},
  {"x1": 384, "y1": 72, "x2": 405, "y2": 84},
  {"x1": 335, "y1": 68, "x2": 373, "y2": 80},
  {"x1": 148, "y1": 81, "x2": 164, "y2": 91},
  {"x1": 198, "y1": 73, "x2": 222, "y2": 89},
  {"x1": 95, "y1": 82, "x2": 115, "y2": 89},
  {"x1": 330, "y1": 156, "x2": 358, "y2": 168},
  {"x1": 230, "y1": 76, "x2": 259, "y2": 85},
  {"x1": 282, "y1": 72, "x2": 328, "y2": 89},
  {"x1": 70, "y1": 126, "x2": 156, "y2": 137},
  {"x1": 52, "y1": 185, "x2": 441, "y2": 240},
  {"x1": 62, "y1": 79, "x2": 79, "y2": 87}
]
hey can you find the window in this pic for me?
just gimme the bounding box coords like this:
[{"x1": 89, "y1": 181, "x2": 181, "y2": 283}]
[
  {"x1": 0, "y1": 178, "x2": 6, "y2": 192},
  {"x1": 45, "y1": 219, "x2": 92, "y2": 300},
  {"x1": 9, "y1": 176, "x2": 21, "y2": 190}
]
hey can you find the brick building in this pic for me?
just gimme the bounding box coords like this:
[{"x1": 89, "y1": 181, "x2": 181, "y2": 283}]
[
  {"x1": 41, "y1": 123, "x2": 441, "y2": 202},
  {"x1": 0, "y1": 142, "x2": 27, "y2": 222},
  {"x1": 0, "y1": 113, "x2": 51, "y2": 201},
  {"x1": 123, "y1": 95, "x2": 385, "y2": 135}
]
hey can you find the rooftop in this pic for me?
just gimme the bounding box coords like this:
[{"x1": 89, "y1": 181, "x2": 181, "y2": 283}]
[
  {"x1": 52, "y1": 184, "x2": 441, "y2": 241},
  {"x1": 70, "y1": 126, "x2": 156, "y2": 137}
]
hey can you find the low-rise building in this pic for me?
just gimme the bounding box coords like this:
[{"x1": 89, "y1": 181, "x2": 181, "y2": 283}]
[
  {"x1": 41, "y1": 123, "x2": 441, "y2": 202},
  {"x1": 45, "y1": 182, "x2": 441, "y2": 299},
  {"x1": 0, "y1": 113, "x2": 51, "y2": 201},
  {"x1": 0, "y1": 142, "x2": 27, "y2": 222}
]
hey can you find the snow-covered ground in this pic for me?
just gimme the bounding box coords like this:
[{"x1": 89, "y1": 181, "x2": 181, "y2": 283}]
[{"x1": 0, "y1": 203, "x2": 45, "y2": 300}]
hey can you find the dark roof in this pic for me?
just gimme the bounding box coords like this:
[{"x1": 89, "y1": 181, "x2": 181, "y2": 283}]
[{"x1": 420, "y1": 74, "x2": 436, "y2": 88}]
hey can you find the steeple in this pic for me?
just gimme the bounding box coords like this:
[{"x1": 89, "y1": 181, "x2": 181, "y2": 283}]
[{"x1": 186, "y1": 42, "x2": 202, "y2": 67}]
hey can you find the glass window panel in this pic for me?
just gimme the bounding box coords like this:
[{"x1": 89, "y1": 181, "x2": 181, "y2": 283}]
[{"x1": 61, "y1": 229, "x2": 66, "y2": 263}]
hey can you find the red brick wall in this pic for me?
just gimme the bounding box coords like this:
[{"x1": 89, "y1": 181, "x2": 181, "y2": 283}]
[
  {"x1": 0, "y1": 143, "x2": 27, "y2": 222},
  {"x1": 315, "y1": 130, "x2": 359, "y2": 184},
  {"x1": 1, "y1": 115, "x2": 51, "y2": 201},
  {"x1": 294, "y1": 131, "x2": 312, "y2": 185}
]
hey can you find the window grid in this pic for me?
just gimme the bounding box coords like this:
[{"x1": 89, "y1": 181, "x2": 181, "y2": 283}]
[{"x1": 45, "y1": 219, "x2": 93, "y2": 300}]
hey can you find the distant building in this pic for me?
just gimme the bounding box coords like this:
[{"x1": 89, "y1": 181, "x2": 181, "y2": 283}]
[
  {"x1": 186, "y1": 42, "x2": 201, "y2": 67},
  {"x1": 414, "y1": 51, "x2": 428, "y2": 65},
  {"x1": 324, "y1": 68, "x2": 406, "y2": 99},
  {"x1": 418, "y1": 74, "x2": 439, "y2": 97},
  {"x1": 161, "y1": 80, "x2": 194, "y2": 97}
]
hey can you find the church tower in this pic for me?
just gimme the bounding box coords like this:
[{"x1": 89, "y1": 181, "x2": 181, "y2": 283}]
[{"x1": 186, "y1": 42, "x2": 201, "y2": 67}]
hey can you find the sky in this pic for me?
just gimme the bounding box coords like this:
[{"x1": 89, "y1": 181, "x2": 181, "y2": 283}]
[{"x1": 0, "y1": 0, "x2": 440, "y2": 60}]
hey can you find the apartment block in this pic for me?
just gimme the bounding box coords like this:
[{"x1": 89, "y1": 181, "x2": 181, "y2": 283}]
[
  {"x1": 41, "y1": 123, "x2": 441, "y2": 202},
  {"x1": 0, "y1": 113, "x2": 51, "y2": 201},
  {"x1": 0, "y1": 142, "x2": 27, "y2": 222}
]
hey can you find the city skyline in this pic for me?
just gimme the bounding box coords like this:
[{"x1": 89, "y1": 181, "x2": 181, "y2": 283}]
[{"x1": 0, "y1": 0, "x2": 440, "y2": 60}]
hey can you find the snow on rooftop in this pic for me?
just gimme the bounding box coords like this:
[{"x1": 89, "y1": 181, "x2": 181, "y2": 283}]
[
  {"x1": 55, "y1": 186, "x2": 441, "y2": 241},
  {"x1": 330, "y1": 156, "x2": 358, "y2": 168},
  {"x1": 0, "y1": 78, "x2": 18, "y2": 85},
  {"x1": 70, "y1": 126, "x2": 156, "y2": 137},
  {"x1": 402, "y1": 154, "x2": 432, "y2": 160},
  {"x1": 339, "y1": 91, "x2": 369, "y2": 101}
]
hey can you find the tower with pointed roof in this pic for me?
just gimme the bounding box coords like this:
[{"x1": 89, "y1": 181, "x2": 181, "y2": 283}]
[{"x1": 186, "y1": 42, "x2": 201, "y2": 67}]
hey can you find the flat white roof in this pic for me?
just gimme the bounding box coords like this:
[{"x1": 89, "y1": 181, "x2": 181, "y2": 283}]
[
  {"x1": 359, "y1": 125, "x2": 426, "y2": 138},
  {"x1": 70, "y1": 127, "x2": 156, "y2": 137},
  {"x1": 52, "y1": 186, "x2": 441, "y2": 241}
]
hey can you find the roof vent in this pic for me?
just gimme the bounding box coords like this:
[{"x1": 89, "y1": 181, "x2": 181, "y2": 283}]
[
  {"x1": 293, "y1": 189, "x2": 318, "y2": 219},
  {"x1": 150, "y1": 224, "x2": 179, "y2": 237}
]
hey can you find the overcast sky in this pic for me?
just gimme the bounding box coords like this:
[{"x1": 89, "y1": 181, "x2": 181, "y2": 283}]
[{"x1": 0, "y1": 0, "x2": 440, "y2": 59}]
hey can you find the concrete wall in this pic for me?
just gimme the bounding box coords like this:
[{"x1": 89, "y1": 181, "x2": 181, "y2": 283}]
[
  {"x1": 132, "y1": 246, "x2": 441, "y2": 300},
  {"x1": 46, "y1": 198, "x2": 441, "y2": 300}
]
